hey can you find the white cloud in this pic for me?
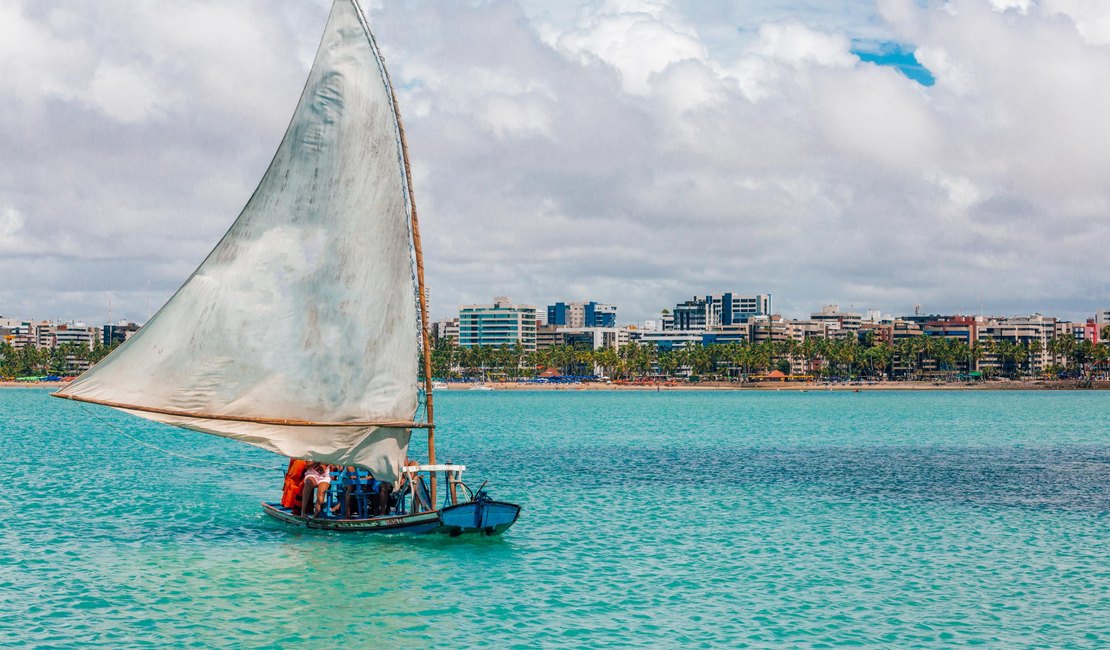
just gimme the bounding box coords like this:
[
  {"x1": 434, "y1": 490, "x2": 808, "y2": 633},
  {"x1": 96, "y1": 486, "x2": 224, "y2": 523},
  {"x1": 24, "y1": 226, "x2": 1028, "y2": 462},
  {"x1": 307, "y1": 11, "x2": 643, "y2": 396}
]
[
  {"x1": 0, "y1": 207, "x2": 24, "y2": 241},
  {"x1": 83, "y1": 63, "x2": 168, "y2": 124},
  {"x1": 1045, "y1": 0, "x2": 1110, "y2": 45},
  {"x1": 814, "y1": 66, "x2": 939, "y2": 170},
  {"x1": 2, "y1": 0, "x2": 1109, "y2": 325},
  {"x1": 557, "y1": 1, "x2": 707, "y2": 94},
  {"x1": 748, "y1": 22, "x2": 856, "y2": 68},
  {"x1": 483, "y1": 94, "x2": 553, "y2": 139},
  {"x1": 989, "y1": 0, "x2": 1032, "y2": 13},
  {"x1": 725, "y1": 22, "x2": 856, "y2": 103},
  {"x1": 927, "y1": 173, "x2": 982, "y2": 210}
]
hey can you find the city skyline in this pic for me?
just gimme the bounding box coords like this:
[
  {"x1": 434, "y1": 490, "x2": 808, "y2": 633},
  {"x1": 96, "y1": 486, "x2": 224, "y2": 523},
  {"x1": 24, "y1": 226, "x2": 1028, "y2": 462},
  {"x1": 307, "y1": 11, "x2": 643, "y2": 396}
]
[
  {"x1": 5, "y1": 293, "x2": 1108, "y2": 333},
  {"x1": 3, "y1": 1, "x2": 1109, "y2": 324}
]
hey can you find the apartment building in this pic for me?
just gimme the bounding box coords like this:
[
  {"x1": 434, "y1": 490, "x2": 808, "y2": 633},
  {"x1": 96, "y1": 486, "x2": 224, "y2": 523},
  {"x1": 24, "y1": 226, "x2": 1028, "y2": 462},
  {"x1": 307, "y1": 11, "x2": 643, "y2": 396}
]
[
  {"x1": 559, "y1": 327, "x2": 631, "y2": 351},
  {"x1": 977, "y1": 314, "x2": 1056, "y2": 375},
  {"x1": 547, "y1": 301, "x2": 618, "y2": 328},
  {"x1": 672, "y1": 292, "x2": 770, "y2": 331},
  {"x1": 431, "y1": 318, "x2": 459, "y2": 345},
  {"x1": 922, "y1": 316, "x2": 978, "y2": 343},
  {"x1": 458, "y1": 297, "x2": 537, "y2": 351},
  {"x1": 103, "y1": 321, "x2": 142, "y2": 346},
  {"x1": 810, "y1": 305, "x2": 862, "y2": 334}
]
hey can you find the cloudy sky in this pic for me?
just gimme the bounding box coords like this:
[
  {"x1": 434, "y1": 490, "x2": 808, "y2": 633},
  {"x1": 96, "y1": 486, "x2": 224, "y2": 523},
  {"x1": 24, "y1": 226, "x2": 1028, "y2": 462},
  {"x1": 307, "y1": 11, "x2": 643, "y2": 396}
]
[{"x1": 2, "y1": 0, "x2": 1109, "y2": 325}]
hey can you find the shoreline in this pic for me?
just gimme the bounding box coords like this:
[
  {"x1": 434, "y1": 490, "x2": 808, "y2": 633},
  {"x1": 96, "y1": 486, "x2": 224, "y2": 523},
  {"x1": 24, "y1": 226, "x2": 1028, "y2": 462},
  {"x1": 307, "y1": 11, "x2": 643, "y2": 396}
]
[
  {"x1": 439, "y1": 379, "x2": 1110, "y2": 391},
  {"x1": 4, "y1": 379, "x2": 1107, "y2": 392}
]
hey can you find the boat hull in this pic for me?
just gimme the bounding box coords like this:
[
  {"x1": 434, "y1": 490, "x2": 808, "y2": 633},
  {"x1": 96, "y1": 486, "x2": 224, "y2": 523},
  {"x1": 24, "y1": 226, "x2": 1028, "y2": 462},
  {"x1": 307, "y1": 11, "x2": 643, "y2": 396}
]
[
  {"x1": 260, "y1": 500, "x2": 520, "y2": 536},
  {"x1": 438, "y1": 500, "x2": 521, "y2": 537}
]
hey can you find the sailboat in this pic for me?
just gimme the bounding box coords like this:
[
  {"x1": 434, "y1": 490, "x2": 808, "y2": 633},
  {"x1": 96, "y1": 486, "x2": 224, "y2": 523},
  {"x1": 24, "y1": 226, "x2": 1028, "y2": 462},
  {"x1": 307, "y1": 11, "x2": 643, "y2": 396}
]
[{"x1": 52, "y1": 0, "x2": 520, "y2": 536}]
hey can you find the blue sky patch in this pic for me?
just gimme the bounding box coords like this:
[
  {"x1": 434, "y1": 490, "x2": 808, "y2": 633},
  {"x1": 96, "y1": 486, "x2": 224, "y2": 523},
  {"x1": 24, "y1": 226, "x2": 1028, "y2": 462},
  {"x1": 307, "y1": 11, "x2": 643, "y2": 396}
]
[{"x1": 852, "y1": 41, "x2": 936, "y2": 86}]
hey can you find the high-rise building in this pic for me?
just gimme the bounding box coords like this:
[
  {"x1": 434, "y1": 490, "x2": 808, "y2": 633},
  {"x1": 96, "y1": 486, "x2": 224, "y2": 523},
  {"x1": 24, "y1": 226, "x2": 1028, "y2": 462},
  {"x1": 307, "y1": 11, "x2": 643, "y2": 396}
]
[
  {"x1": 811, "y1": 305, "x2": 862, "y2": 332},
  {"x1": 557, "y1": 327, "x2": 631, "y2": 350},
  {"x1": 431, "y1": 318, "x2": 459, "y2": 344},
  {"x1": 978, "y1": 314, "x2": 1056, "y2": 375},
  {"x1": 53, "y1": 323, "x2": 96, "y2": 349},
  {"x1": 672, "y1": 293, "x2": 771, "y2": 331},
  {"x1": 1055, "y1": 320, "x2": 1098, "y2": 344},
  {"x1": 585, "y1": 302, "x2": 617, "y2": 328},
  {"x1": 459, "y1": 296, "x2": 537, "y2": 351},
  {"x1": 103, "y1": 321, "x2": 142, "y2": 346},
  {"x1": 922, "y1": 315, "x2": 978, "y2": 343},
  {"x1": 1097, "y1": 309, "x2": 1110, "y2": 340},
  {"x1": 673, "y1": 298, "x2": 708, "y2": 330},
  {"x1": 536, "y1": 323, "x2": 562, "y2": 350},
  {"x1": 547, "y1": 301, "x2": 618, "y2": 328}
]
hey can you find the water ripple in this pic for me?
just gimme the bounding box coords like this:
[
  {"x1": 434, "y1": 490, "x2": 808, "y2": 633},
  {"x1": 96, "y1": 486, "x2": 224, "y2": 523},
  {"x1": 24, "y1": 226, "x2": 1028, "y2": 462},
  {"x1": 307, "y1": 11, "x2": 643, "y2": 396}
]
[{"x1": 2, "y1": 389, "x2": 1109, "y2": 646}]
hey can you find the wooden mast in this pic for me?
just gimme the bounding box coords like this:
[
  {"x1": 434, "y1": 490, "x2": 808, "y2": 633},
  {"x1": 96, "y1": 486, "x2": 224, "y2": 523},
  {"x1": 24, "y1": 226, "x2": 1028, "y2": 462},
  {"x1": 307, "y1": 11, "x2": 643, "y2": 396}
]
[{"x1": 381, "y1": 51, "x2": 437, "y2": 506}]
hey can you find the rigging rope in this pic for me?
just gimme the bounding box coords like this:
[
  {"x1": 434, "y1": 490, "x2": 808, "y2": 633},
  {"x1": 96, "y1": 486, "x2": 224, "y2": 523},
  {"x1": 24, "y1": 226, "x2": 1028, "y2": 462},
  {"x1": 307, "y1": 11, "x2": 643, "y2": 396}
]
[{"x1": 79, "y1": 403, "x2": 282, "y2": 472}]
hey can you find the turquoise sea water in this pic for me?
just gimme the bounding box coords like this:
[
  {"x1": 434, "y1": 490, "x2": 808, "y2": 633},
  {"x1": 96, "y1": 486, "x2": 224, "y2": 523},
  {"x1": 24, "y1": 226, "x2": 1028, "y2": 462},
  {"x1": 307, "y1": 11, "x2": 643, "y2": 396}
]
[{"x1": 2, "y1": 388, "x2": 1109, "y2": 647}]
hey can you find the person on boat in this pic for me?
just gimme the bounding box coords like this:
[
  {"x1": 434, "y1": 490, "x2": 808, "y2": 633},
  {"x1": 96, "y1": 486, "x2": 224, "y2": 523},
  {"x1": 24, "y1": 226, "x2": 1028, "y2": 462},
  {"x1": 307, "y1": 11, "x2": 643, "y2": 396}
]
[
  {"x1": 393, "y1": 459, "x2": 430, "y2": 512},
  {"x1": 365, "y1": 470, "x2": 392, "y2": 516},
  {"x1": 392, "y1": 459, "x2": 419, "y2": 495},
  {"x1": 280, "y1": 458, "x2": 308, "y2": 512},
  {"x1": 300, "y1": 461, "x2": 333, "y2": 517},
  {"x1": 332, "y1": 466, "x2": 359, "y2": 518},
  {"x1": 332, "y1": 466, "x2": 385, "y2": 518}
]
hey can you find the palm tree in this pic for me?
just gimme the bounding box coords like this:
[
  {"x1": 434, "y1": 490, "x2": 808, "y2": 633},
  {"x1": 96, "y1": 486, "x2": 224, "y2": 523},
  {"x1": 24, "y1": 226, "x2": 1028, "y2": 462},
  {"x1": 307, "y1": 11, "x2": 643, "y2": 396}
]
[
  {"x1": 875, "y1": 342, "x2": 894, "y2": 379},
  {"x1": 800, "y1": 337, "x2": 819, "y2": 375},
  {"x1": 780, "y1": 339, "x2": 800, "y2": 376},
  {"x1": 969, "y1": 340, "x2": 985, "y2": 376},
  {"x1": 999, "y1": 340, "x2": 1029, "y2": 378},
  {"x1": 686, "y1": 346, "x2": 711, "y2": 379},
  {"x1": 0, "y1": 342, "x2": 15, "y2": 377},
  {"x1": 594, "y1": 347, "x2": 619, "y2": 379},
  {"x1": 1075, "y1": 340, "x2": 1096, "y2": 378},
  {"x1": 1024, "y1": 338, "x2": 1043, "y2": 377},
  {"x1": 1092, "y1": 340, "x2": 1110, "y2": 378},
  {"x1": 430, "y1": 337, "x2": 458, "y2": 378},
  {"x1": 658, "y1": 348, "x2": 678, "y2": 378},
  {"x1": 978, "y1": 338, "x2": 999, "y2": 378},
  {"x1": 933, "y1": 338, "x2": 960, "y2": 380},
  {"x1": 1049, "y1": 335, "x2": 1075, "y2": 375}
]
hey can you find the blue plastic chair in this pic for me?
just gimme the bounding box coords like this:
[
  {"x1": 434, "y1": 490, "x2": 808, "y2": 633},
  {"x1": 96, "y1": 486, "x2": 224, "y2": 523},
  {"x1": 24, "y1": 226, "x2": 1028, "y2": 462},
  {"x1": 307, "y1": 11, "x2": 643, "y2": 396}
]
[{"x1": 332, "y1": 468, "x2": 373, "y2": 519}]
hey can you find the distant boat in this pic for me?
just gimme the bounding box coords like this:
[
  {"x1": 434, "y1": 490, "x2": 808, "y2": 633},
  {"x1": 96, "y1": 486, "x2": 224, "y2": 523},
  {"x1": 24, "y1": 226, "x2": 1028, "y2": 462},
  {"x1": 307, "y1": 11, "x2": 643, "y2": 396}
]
[
  {"x1": 431, "y1": 381, "x2": 449, "y2": 390},
  {"x1": 53, "y1": 0, "x2": 519, "y2": 537},
  {"x1": 469, "y1": 384, "x2": 494, "y2": 391}
]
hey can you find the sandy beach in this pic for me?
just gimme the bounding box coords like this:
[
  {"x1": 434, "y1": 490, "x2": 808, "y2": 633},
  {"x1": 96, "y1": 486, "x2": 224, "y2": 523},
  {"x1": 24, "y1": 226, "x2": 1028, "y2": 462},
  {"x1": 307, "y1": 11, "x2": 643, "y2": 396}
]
[
  {"x1": 434, "y1": 379, "x2": 1110, "y2": 391},
  {"x1": 4, "y1": 379, "x2": 1107, "y2": 391}
]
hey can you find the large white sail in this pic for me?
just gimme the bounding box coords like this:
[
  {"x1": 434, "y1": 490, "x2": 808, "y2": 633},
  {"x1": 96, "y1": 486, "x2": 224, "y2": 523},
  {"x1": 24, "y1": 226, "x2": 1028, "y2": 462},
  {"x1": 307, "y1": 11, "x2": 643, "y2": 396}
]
[{"x1": 57, "y1": 0, "x2": 419, "y2": 483}]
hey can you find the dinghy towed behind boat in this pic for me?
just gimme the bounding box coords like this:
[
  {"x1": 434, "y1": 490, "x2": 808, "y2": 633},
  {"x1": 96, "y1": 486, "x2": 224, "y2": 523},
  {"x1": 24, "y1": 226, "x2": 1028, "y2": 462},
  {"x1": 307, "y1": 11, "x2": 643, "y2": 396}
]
[{"x1": 51, "y1": 0, "x2": 520, "y2": 537}]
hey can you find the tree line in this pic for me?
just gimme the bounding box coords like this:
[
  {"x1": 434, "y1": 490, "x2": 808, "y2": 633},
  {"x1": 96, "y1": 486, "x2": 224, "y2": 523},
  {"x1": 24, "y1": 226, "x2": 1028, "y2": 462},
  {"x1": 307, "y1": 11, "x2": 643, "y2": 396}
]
[
  {"x1": 429, "y1": 331, "x2": 1110, "y2": 382},
  {"x1": 0, "y1": 341, "x2": 119, "y2": 378},
  {"x1": 7, "y1": 328, "x2": 1108, "y2": 382}
]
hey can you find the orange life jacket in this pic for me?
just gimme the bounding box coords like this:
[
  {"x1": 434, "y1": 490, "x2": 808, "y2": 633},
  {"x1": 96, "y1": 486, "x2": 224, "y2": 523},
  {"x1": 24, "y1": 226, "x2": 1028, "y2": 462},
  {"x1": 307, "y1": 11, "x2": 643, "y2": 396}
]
[{"x1": 281, "y1": 459, "x2": 308, "y2": 509}]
